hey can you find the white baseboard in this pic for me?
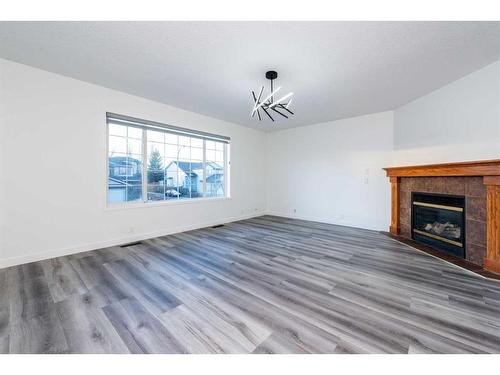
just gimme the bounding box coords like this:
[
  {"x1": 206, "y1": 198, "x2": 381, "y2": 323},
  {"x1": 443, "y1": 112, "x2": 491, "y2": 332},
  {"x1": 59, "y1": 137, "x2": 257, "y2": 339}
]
[
  {"x1": 265, "y1": 210, "x2": 387, "y2": 232},
  {"x1": 0, "y1": 212, "x2": 264, "y2": 269}
]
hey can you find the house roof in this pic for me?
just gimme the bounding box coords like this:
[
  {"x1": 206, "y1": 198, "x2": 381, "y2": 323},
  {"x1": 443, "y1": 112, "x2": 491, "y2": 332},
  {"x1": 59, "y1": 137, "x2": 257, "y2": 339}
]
[
  {"x1": 176, "y1": 161, "x2": 203, "y2": 173},
  {"x1": 108, "y1": 177, "x2": 129, "y2": 188},
  {"x1": 109, "y1": 156, "x2": 141, "y2": 166},
  {"x1": 206, "y1": 173, "x2": 223, "y2": 183},
  {"x1": 168, "y1": 161, "x2": 222, "y2": 176}
]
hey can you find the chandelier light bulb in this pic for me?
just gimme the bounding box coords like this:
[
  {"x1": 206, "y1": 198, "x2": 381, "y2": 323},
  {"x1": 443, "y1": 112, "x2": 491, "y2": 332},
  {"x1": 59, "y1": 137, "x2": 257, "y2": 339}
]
[{"x1": 269, "y1": 92, "x2": 294, "y2": 109}]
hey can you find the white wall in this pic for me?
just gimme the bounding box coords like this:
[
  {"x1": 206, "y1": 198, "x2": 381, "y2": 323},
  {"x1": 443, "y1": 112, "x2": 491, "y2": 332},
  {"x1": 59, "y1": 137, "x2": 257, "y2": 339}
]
[
  {"x1": 266, "y1": 111, "x2": 394, "y2": 231},
  {"x1": 393, "y1": 59, "x2": 500, "y2": 165},
  {"x1": 0, "y1": 58, "x2": 267, "y2": 268}
]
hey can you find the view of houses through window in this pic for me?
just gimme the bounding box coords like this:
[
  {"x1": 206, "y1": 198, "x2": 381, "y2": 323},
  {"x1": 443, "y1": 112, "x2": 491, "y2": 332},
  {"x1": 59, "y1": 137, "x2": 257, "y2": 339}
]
[{"x1": 107, "y1": 120, "x2": 227, "y2": 204}]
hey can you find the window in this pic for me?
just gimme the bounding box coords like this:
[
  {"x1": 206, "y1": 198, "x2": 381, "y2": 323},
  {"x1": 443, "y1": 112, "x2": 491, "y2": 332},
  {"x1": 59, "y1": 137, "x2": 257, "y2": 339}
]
[{"x1": 107, "y1": 113, "x2": 229, "y2": 205}]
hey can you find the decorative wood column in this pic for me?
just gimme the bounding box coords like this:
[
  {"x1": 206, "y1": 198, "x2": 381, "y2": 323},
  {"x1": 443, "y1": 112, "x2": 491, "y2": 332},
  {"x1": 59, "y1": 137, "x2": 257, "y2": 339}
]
[
  {"x1": 389, "y1": 176, "x2": 400, "y2": 235},
  {"x1": 484, "y1": 176, "x2": 500, "y2": 273}
]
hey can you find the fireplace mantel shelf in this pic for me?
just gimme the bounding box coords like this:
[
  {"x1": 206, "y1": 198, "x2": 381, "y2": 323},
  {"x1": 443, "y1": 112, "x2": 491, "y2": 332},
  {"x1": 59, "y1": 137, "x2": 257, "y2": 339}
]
[
  {"x1": 384, "y1": 159, "x2": 500, "y2": 178},
  {"x1": 383, "y1": 159, "x2": 500, "y2": 274}
]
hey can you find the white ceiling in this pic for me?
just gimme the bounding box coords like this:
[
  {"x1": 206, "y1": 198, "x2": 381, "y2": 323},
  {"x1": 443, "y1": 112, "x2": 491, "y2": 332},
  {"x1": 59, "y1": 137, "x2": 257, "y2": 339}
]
[{"x1": 1, "y1": 21, "x2": 500, "y2": 131}]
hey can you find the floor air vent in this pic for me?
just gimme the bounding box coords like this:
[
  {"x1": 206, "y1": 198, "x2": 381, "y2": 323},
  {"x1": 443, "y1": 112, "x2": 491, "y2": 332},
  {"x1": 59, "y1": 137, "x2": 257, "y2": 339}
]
[{"x1": 120, "y1": 241, "x2": 142, "y2": 248}]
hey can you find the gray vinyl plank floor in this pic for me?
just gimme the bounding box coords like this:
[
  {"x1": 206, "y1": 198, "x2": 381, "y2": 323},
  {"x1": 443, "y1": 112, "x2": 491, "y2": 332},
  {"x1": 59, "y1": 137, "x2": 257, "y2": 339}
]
[{"x1": 1, "y1": 215, "x2": 500, "y2": 353}]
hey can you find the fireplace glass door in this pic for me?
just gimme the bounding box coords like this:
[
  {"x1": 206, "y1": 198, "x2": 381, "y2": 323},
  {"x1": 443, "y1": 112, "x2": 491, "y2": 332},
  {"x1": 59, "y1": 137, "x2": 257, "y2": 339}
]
[{"x1": 411, "y1": 192, "x2": 465, "y2": 258}]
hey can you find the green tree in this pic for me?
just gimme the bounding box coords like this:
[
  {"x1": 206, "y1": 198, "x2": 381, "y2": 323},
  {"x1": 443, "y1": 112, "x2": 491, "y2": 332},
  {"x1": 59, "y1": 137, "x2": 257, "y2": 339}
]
[{"x1": 148, "y1": 148, "x2": 164, "y2": 183}]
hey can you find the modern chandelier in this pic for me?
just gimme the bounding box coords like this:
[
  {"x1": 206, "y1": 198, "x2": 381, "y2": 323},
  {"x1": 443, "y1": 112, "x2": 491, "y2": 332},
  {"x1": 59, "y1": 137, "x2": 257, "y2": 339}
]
[{"x1": 251, "y1": 70, "x2": 294, "y2": 122}]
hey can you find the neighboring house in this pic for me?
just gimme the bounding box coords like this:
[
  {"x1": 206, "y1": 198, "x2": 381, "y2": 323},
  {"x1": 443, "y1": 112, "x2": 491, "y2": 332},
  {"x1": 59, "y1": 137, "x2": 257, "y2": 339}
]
[
  {"x1": 164, "y1": 161, "x2": 224, "y2": 197},
  {"x1": 108, "y1": 177, "x2": 129, "y2": 202},
  {"x1": 108, "y1": 156, "x2": 142, "y2": 201},
  {"x1": 206, "y1": 171, "x2": 224, "y2": 197}
]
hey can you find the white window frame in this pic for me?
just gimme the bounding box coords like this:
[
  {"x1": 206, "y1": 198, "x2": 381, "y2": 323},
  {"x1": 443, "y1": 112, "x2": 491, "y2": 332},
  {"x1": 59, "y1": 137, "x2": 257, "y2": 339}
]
[{"x1": 105, "y1": 113, "x2": 230, "y2": 209}]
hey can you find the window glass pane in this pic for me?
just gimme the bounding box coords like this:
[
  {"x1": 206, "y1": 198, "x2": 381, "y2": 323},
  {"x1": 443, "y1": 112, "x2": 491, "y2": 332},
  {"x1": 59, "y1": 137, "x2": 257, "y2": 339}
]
[
  {"x1": 179, "y1": 136, "x2": 191, "y2": 146},
  {"x1": 178, "y1": 146, "x2": 190, "y2": 160},
  {"x1": 215, "y1": 142, "x2": 224, "y2": 151},
  {"x1": 109, "y1": 123, "x2": 127, "y2": 136},
  {"x1": 191, "y1": 147, "x2": 203, "y2": 161},
  {"x1": 147, "y1": 142, "x2": 164, "y2": 159},
  {"x1": 206, "y1": 140, "x2": 216, "y2": 150},
  {"x1": 177, "y1": 142, "x2": 192, "y2": 199},
  {"x1": 125, "y1": 157, "x2": 143, "y2": 202},
  {"x1": 191, "y1": 138, "x2": 203, "y2": 148},
  {"x1": 205, "y1": 161, "x2": 224, "y2": 198},
  {"x1": 190, "y1": 161, "x2": 204, "y2": 199},
  {"x1": 165, "y1": 133, "x2": 177, "y2": 145},
  {"x1": 165, "y1": 143, "x2": 178, "y2": 158},
  {"x1": 148, "y1": 130, "x2": 164, "y2": 143},
  {"x1": 177, "y1": 161, "x2": 191, "y2": 199},
  {"x1": 109, "y1": 135, "x2": 127, "y2": 154},
  {"x1": 205, "y1": 143, "x2": 225, "y2": 198},
  {"x1": 147, "y1": 143, "x2": 165, "y2": 202},
  {"x1": 164, "y1": 157, "x2": 179, "y2": 200},
  {"x1": 128, "y1": 138, "x2": 142, "y2": 155},
  {"x1": 206, "y1": 149, "x2": 216, "y2": 161},
  {"x1": 128, "y1": 127, "x2": 142, "y2": 139}
]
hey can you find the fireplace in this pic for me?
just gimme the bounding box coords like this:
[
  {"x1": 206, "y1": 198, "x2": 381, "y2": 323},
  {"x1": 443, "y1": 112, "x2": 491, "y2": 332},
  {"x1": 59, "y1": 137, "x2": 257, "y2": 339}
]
[
  {"x1": 411, "y1": 192, "x2": 465, "y2": 258},
  {"x1": 384, "y1": 160, "x2": 500, "y2": 274}
]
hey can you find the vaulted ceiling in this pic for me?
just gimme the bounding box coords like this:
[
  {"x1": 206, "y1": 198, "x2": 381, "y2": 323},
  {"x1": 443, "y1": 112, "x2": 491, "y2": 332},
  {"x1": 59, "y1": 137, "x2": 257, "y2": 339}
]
[{"x1": 1, "y1": 21, "x2": 500, "y2": 131}]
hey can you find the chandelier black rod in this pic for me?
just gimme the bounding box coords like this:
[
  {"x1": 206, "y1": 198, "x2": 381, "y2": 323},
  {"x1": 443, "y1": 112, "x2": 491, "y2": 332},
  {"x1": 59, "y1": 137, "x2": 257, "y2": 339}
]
[
  {"x1": 279, "y1": 104, "x2": 294, "y2": 115},
  {"x1": 261, "y1": 106, "x2": 274, "y2": 122},
  {"x1": 270, "y1": 78, "x2": 274, "y2": 104},
  {"x1": 272, "y1": 107, "x2": 288, "y2": 119}
]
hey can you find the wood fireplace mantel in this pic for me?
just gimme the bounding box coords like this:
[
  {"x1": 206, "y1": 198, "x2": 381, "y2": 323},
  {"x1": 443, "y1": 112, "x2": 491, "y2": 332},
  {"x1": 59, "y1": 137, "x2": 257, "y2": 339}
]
[
  {"x1": 384, "y1": 159, "x2": 500, "y2": 178},
  {"x1": 383, "y1": 159, "x2": 500, "y2": 274}
]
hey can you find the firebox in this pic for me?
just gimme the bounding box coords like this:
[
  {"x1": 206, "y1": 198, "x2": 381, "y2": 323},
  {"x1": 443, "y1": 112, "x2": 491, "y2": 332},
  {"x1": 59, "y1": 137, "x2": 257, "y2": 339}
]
[{"x1": 411, "y1": 192, "x2": 466, "y2": 258}]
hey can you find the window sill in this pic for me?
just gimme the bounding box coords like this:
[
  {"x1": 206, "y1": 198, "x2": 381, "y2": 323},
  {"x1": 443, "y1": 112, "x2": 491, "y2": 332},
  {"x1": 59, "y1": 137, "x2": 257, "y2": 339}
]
[{"x1": 105, "y1": 196, "x2": 231, "y2": 211}]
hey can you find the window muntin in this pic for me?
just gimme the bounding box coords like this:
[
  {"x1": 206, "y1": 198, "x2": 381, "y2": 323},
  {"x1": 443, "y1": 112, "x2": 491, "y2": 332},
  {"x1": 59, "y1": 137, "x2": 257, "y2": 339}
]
[{"x1": 107, "y1": 115, "x2": 229, "y2": 205}]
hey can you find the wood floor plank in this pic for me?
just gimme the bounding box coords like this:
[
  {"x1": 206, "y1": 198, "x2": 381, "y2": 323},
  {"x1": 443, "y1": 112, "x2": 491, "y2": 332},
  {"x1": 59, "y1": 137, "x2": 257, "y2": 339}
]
[
  {"x1": 8, "y1": 304, "x2": 69, "y2": 354},
  {"x1": 103, "y1": 297, "x2": 187, "y2": 353},
  {"x1": 69, "y1": 255, "x2": 129, "y2": 307},
  {"x1": 41, "y1": 257, "x2": 88, "y2": 303},
  {"x1": 252, "y1": 333, "x2": 310, "y2": 354},
  {"x1": 104, "y1": 259, "x2": 181, "y2": 315},
  {"x1": 160, "y1": 304, "x2": 250, "y2": 354},
  {"x1": 56, "y1": 293, "x2": 130, "y2": 353}
]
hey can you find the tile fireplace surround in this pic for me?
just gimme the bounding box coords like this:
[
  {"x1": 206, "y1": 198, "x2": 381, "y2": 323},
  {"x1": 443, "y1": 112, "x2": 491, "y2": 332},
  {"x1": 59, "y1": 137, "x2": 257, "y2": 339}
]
[{"x1": 384, "y1": 159, "x2": 500, "y2": 274}]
